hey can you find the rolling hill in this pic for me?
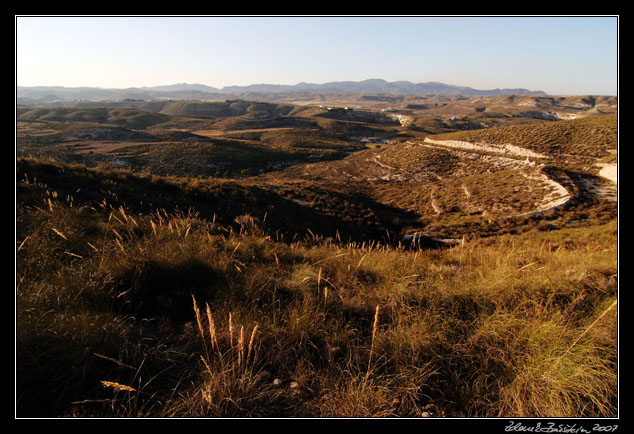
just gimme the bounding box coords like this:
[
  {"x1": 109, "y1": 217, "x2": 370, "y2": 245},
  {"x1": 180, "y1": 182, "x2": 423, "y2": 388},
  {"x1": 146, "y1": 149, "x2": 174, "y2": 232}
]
[{"x1": 15, "y1": 90, "x2": 618, "y2": 418}]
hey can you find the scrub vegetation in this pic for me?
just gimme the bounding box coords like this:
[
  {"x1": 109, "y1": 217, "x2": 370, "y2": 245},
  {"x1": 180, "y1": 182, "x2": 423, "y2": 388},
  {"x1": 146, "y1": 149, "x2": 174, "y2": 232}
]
[{"x1": 16, "y1": 94, "x2": 618, "y2": 418}]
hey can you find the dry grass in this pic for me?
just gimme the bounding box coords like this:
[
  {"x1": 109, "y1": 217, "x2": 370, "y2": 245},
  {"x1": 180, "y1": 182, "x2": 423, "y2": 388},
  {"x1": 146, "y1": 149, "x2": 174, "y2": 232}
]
[
  {"x1": 16, "y1": 158, "x2": 618, "y2": 418},
  {"x1": 428, "y1": 114, "x2": 617, "y2": 161}
]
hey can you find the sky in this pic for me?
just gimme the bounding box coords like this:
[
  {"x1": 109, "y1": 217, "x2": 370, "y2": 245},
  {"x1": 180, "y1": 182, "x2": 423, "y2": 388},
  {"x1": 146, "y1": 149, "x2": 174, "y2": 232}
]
[{"x1": 15, "y1": 16, "x2": 619, "y2": 95}]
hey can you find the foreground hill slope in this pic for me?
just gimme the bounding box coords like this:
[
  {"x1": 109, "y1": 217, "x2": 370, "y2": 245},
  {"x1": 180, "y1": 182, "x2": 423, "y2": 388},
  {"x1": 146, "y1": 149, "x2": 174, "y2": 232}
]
[{"x1": 16, "y1": 157, "x2": 617, "y2": 417}]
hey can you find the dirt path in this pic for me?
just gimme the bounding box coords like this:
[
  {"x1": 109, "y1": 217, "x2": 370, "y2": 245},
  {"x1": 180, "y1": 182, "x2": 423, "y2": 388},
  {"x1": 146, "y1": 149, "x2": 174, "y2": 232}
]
[
  {"x1": 419, "y1": 138, "x2": 573, "y2": 218},
  {"x1": 510, "y1": 172, "x2": 572, "y2": 218},
  {"x1": 422, "y1": 137, "x2": 548, "y2": 159},
  {"x1": 372, "y1": 155, "x2": 398, "y2": 171},
  {"x1": 598, "y1": 163, "x2": 617, "y2": 184}
]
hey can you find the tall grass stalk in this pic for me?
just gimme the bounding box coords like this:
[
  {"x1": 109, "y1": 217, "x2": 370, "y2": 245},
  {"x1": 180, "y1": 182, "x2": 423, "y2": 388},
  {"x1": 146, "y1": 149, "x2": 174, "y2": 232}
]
[
  {"x1": 546, "y1": 299, "x2": 617, "y2": 376},
  {"x1": 367, "y1": 304, "x2": 380, "y2": 376}
]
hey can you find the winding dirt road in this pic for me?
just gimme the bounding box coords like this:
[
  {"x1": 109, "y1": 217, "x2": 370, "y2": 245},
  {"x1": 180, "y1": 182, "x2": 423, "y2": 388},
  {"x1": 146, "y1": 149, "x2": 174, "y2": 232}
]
[{"x1": 598, "y1": 163, "x2": 617, "y2": 185}]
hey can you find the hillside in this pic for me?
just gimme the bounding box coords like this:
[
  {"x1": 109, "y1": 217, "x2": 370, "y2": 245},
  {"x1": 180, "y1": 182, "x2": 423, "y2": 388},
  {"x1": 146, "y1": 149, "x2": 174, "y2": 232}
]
[
  {"x1": 427, "y1": 114, "x2": 617, "y2": 165},
  {"x1": 16, "y1": 105, "x2": 357, "y2": 179},
  {"x1": 16, "y1": 106, "x2": 171, "y2": 129},
  {"x1": 17, "y1": 100, "x2": 618, "y2": 238},
  {"x1": 16, "y1": 157, "x2": 618, "y2": 417},
  {"x1": 248, "y1": 110, "x2": 617, "y2": 239},
  {"x1": 15, "y1": 93, "x2": 619, "y2": 418}
]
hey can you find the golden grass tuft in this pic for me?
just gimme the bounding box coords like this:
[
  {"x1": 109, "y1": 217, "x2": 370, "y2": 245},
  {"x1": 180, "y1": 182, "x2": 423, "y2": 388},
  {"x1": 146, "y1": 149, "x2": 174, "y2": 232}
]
[{"x1": 101, "y1": 381, "x2": 137, "y2": 393}]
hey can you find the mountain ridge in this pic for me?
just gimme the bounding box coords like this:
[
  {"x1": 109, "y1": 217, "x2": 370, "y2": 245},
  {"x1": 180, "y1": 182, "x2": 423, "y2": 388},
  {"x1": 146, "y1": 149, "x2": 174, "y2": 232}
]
[
  {"x1": 218, "y1": 78, "x2": 545, "y2": 96},
  {"x1": 17, "y1": 79, "x2": 547, "y2": 103}
]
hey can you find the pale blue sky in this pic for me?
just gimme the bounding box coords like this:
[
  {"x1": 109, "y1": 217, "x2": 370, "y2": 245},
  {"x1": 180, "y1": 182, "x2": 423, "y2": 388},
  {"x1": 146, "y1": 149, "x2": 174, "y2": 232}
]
[{"x1": 15, "y1": 16, "x2": 618, "y2": 95}]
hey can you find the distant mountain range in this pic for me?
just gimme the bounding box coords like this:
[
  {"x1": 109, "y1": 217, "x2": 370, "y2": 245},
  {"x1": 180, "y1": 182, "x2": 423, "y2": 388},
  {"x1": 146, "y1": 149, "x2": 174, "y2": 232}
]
[
  {"x1": 17, "y1": 79, "x2": 546, "y2": 104},
  {"x1": 216, "y1": 79, "x2": 546, "y2": 96}
]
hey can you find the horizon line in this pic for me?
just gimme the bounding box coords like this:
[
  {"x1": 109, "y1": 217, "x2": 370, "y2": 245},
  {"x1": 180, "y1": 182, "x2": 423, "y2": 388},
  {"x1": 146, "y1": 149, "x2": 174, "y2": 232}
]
[{"x1": 16, "y1": 80, "x2": 618, "y2": 96}]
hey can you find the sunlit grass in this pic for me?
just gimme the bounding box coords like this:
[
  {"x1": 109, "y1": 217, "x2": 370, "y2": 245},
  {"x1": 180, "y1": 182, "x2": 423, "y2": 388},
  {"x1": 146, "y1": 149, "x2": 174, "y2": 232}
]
[{"x1": 16, "y1": 158, "x2": 618, "y2": 417}]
